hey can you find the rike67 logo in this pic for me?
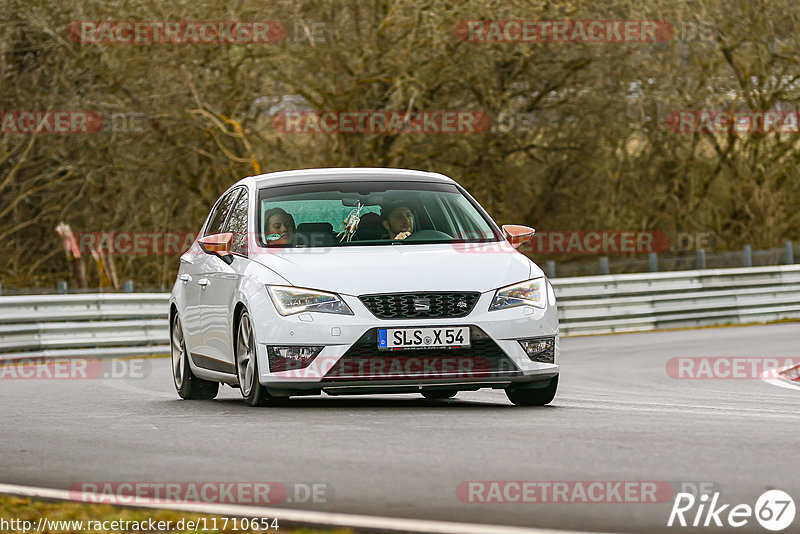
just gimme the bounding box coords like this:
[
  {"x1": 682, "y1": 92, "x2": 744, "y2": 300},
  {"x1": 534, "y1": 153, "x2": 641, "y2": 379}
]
[{"x1": 668, "y1": 490, "x2": 795, "y2": 531}]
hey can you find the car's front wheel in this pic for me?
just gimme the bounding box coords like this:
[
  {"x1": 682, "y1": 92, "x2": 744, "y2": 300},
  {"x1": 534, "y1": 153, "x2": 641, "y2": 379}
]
[
  {"x1": 505, "y1": 376, "x2": 558, "y2": 406},
  {"x1": 236, "y1": 311, "x2": 270, "y2": 406},
  {"x1": 172, "y1": 314, "x2": 219, "y2": 400}
]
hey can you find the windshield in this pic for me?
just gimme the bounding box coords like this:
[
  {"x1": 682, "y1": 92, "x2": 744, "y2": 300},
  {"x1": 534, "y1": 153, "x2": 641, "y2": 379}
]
[{"x1": 256, "y1": 181, "x2": 501, "y2": 248}]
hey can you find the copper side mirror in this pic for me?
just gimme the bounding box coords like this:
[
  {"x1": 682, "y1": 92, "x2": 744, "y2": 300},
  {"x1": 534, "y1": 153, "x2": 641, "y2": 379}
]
[
  {"x1": 502, "y1": 225, "x2": 535, "y2": 249},
  {"x1": 198, "y1": 232, "x2": 234, "y2": 257}
]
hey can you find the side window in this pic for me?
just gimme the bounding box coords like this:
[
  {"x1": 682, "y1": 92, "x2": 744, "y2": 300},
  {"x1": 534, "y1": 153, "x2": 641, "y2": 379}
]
[
  {"x1": 226, "y1": 189, "x2": 249, "y2": 255},
  {"x1": 205, "y1": 189, "x2": 240, "y2": 236}
]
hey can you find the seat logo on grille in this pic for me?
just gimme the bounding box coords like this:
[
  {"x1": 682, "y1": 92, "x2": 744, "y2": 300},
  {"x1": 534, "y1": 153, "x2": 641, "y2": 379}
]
[{"x1": 413, "y1": 298, "x2": 431, "y2": 311}]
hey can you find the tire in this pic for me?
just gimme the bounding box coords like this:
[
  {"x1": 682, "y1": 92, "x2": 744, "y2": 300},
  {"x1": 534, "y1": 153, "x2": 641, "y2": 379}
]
[
  {"x1": 505, "y1": 376, "x2": 558, "y2": 406},
  {"x1": 171, "y1": 314, "x2": 219, "y2": 400},
  {"x1": 236, "y1": 311, "x2": 270, "y2": 406},
  {"x1": 421, "y1": 389, "x2": 458, "y2": 400}
]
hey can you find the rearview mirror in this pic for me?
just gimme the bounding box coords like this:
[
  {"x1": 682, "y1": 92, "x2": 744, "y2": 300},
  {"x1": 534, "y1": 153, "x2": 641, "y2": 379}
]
[
  {"x1": 502, "y1": 225, "x2": 535, "y2": 249},
  {"x1": 198, "y1": 233, "x2": 234, "y2": 261}
]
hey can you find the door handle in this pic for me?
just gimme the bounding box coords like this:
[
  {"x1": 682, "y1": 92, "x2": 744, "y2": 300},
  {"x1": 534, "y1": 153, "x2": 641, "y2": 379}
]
[
  {"x1": 197, "y1": 278, "x2": 210, "y2": 288},
  {"x1": 179, "y1": 274, "x2": 192, "y2": 283}
]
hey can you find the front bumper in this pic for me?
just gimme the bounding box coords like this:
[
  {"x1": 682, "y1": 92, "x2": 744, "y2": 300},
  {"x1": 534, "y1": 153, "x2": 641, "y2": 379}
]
[{"x1": 251, "y1": 290, "x2": 559, "y2": 393}]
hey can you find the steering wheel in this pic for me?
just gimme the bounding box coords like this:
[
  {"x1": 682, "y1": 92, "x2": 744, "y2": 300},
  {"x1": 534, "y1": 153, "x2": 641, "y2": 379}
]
[{"x1": 405, "y1": 229, "x2": 452, "y2": 241}]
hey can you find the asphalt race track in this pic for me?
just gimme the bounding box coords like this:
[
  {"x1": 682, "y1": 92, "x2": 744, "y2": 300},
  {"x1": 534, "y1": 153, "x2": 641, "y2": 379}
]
[{"x1": 1, "y1": 323, "x2": 798, "y2": 533}]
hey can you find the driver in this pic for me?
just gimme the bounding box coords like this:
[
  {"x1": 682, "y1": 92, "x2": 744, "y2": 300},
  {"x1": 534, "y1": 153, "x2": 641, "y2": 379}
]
[{"x1": 381, "y1": 202, "x2": 415, "y2": 240}]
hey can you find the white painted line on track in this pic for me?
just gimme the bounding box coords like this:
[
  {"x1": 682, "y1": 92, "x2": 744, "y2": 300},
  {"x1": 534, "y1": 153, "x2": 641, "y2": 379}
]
[
  {"x1": 0, "y1": 482, "x2": 610, "y2": 534},
  {"x1": 560, "y1": 397, "x2": 798, "y2": 419}
]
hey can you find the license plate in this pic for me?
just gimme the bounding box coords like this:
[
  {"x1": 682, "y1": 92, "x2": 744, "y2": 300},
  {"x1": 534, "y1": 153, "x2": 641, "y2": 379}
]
[{"x1": 378, "y1": 327, "x2": 470, "y2": 350}]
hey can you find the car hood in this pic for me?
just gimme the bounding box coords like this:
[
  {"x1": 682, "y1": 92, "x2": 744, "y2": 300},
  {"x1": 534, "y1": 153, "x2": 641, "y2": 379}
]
[{"x1": 251, "y1": 242, "x2": 539, "y2": 295}]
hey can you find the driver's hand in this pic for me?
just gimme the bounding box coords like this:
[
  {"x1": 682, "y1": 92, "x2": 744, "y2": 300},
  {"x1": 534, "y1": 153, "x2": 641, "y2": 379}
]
[{"x1": 394, "y1": 231, "x2": 411, "y2": 240}]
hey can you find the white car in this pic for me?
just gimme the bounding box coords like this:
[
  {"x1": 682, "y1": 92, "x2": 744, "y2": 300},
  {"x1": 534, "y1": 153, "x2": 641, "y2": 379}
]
[{"x1": 169, "y1": 168, "x2": 559, "y2": 406}]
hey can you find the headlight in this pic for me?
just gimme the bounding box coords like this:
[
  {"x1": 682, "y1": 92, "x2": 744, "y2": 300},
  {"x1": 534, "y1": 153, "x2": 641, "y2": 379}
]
[
  {"x1": 268, "y1": 285, "x2": 354, "y2": 316},
  {"x1": 489, "y1": 278, "x2": 546, "y2": 311}
]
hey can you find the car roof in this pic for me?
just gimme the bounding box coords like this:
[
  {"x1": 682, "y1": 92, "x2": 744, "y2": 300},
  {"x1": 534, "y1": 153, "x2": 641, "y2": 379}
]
[{"x1": 246, "y1": 167, "x2": 457, "y2": 189}]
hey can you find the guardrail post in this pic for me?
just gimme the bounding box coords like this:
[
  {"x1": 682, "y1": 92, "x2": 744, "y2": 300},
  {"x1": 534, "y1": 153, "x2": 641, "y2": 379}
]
[
  {"x1": 648, "y1": 253, "x2": 658, "y2": 272},
  {"x1": 697, "y1": 249, "x2": 706, "y2": 269},
  {"x1": 599, "y1": 256, "x2": 609, "y2": 275},
  {"x1": 785, "y1": 241, "x2": 794, "y2": 265},
  {"x1": 123, "y1": 280, "x2": 134, "y2": 293},
  {"x1": 545, "y1": 260, "x2": 556, "y2": 278},
  {"x1": 57, "y1": 280, "x2": 68, "y2": 294},
  {"x1": 743, "y1": 244, "x2": 752, "y2": 267}
]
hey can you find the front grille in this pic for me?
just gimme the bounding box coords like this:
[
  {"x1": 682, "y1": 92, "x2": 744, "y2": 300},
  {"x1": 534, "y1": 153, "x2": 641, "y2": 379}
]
[
  {"x1": 359, "y1": 292, "x2": 480, "y2": 319},
  {"x1": 323, "y1": 327, "x2": 520, "y2": 381}
]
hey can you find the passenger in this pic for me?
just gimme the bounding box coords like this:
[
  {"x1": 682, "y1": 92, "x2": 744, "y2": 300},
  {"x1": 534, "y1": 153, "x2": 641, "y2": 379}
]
[
  {"x1": 263, "y1": 207, "x2": 295, "y2": 245},
  {"x1": 381, "y1": 202, "x2": 415, "y2": 240}
]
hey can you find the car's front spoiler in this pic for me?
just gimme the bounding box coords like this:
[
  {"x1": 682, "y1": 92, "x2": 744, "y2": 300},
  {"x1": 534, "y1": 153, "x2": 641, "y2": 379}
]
[{"x1": 262, "y1": 369, "x2": 558, "y2": 397}]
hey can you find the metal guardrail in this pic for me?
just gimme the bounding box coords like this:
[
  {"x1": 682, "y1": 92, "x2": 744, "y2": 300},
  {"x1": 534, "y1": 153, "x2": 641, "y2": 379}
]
[
  {"x1": 1, "y1": 265, "x2": 800, "y2": 361},
  {"x1": 553, "y1": 265, "x2": 800, "y2": 335},
  {"x1": 0, "y1": 294, "x2": 168, "y2": 361}
]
